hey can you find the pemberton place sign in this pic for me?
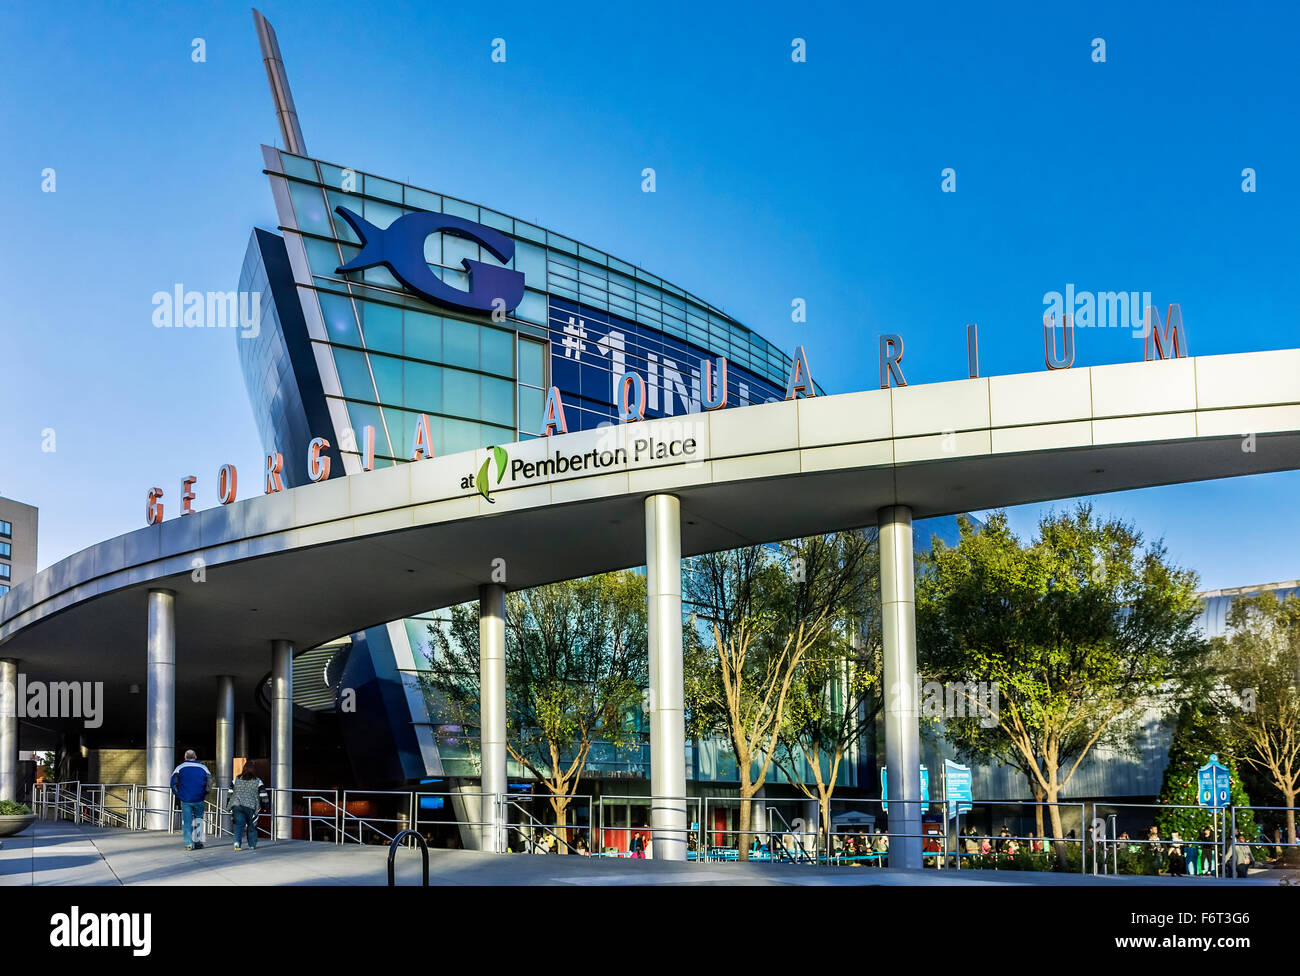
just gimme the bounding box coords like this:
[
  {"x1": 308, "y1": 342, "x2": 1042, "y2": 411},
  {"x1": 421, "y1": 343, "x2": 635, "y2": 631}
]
[{"x1": 141, "y1": 303, "x2": 1190, "y2": 525}]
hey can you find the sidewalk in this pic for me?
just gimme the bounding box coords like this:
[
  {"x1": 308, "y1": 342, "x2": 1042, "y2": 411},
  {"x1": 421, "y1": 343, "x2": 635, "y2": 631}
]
[{"x1": 0, "y1": 821, "x2": 1283, "y2": 886}]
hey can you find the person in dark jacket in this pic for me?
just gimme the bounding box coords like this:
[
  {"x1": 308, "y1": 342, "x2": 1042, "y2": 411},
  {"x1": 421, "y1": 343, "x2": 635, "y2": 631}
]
[{"x1": 170, "y1": 750, "x2": 212, "y2": 851}]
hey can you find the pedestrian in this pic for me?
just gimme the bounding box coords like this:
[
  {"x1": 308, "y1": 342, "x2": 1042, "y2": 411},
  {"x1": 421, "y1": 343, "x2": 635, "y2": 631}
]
[
  {"x1": 1232, "y1": 832, "x2": 1253, "y2": 878},
  {"x1": 630, "y1": 831, "x2": 645, "y2": 858},
  {"x1": 1198, "y1": 827, "x2": 1215, "y2": 875},
  {"x1": 170, "y1": 749, "x2": 212, "y2": 851},
  {"x1": 1168, "y1": 831, "x2": 1187, "y2": 875},
  {"x1": 228, "y1": 763, "x2": 262, "y2": 851}
]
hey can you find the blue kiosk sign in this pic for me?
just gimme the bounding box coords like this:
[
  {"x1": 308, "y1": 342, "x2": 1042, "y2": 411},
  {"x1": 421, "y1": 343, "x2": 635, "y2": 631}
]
[
  {"x1": 881, "y1": 766, "x2": 930, "y2": 813},
  {"x1": 1197, "y1": 754, "x2": 1231, "y2": 809},
  {"x1": 944, "y1": 759, "x2": 973, "y2": 817}
]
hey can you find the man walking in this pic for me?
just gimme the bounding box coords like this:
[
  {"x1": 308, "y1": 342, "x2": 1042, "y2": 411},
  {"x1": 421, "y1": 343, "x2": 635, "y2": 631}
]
[{"x1": 170, "y1": 749, "x2": 212, "y2": 851}]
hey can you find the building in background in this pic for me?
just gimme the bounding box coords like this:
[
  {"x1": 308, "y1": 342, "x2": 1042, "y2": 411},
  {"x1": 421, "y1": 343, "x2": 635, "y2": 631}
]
[{"x1": 0, "y1": 497, "x2": 37, "y2": 597}]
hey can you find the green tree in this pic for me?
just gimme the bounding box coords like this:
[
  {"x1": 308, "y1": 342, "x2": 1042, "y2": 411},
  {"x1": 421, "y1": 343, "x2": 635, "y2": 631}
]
[
  {"x1": 771, "y1": 531, "x2": 881, "y2": 851},
  {"x1": 1154, "y1": 703, "x2": 1259, "y2": 865},
  {"x1": 683, "y1": 544, "x2": 831, "y2": 860},
  {"x1": 917, "y1": 506, "x2": 1209, "y2": 844},
  {"x1": 422, "y1": 571, "x2": 648, "y2": 836},
  {"x1": 1209, "y1": 591, "x2": 1300, "y2": 849}
]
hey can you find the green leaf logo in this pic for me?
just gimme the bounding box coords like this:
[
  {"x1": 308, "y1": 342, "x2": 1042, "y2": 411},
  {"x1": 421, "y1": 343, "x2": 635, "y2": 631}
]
[{"x1": 476, "y1": 446, "x2": 509, "y2": 502}]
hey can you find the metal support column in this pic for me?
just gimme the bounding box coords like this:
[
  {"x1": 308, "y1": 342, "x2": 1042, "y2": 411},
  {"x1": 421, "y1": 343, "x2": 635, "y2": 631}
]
[
  {"x1": 479, "y1": 583, "x2": 507, "y2": 853},
  {"x1": 646, "y1": 493, "x2": 687, "y2": 861},
  {"x1": 215, "y1": 675, "x2": 235, "y2": 831},
  {"x1": 146, "y1": 590, "x2": 176, "y2": 830},
  {"x1": 270, "y1": 640, "x2": 293, "y2": 840},
  {"x1": 0, "y1": 659, "x2": 17, "y2": 803},
  {"x1": 879, "y1": 504, "x2": 922, "y2": 870}
]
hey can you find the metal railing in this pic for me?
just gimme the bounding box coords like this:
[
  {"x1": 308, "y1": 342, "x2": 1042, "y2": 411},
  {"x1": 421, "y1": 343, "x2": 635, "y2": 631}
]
[{"x1": 31, "y1": 780, "x2": 1294, "y2": 877}]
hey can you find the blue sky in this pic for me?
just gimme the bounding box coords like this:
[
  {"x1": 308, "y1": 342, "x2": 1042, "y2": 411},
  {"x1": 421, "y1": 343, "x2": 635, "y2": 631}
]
[{"x1": 1, "y1": 0, "x2": 1296, "y2": 589}]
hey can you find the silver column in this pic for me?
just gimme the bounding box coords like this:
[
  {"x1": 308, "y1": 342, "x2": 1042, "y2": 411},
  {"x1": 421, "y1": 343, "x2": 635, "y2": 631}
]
[
  {"x1": 646, "y1": 493, "x2": 687, "y2": 861},
  {"x1": 0, "y1": 659, "x2": 17, "y2": 803},
  {"x1": 270, "y1": 640, "x2": 293, "y2": 840},
  {"x1": 146, "y1": 590, "x2": 176, "y2": 830},
  {"x1": 235, "y1": 712, "x2": 251, "y2": 759},
  {"x1": 215, "y1": 676, "x2": 235, "y2": 832},
  {"x1": 880, "y1": 505, "x2": 922, "y2": 870},
  {"x1": 479, "y1": 583, "x2": 506, "y2": 853},
  {"x1": 215, "y1": 677, "x2": 235, "y2": 789}
]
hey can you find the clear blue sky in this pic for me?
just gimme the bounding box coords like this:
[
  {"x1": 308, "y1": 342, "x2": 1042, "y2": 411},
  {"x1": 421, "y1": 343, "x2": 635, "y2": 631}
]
[{"x1": 1, "y1": 1, "x2": 1296, "y2": 589}]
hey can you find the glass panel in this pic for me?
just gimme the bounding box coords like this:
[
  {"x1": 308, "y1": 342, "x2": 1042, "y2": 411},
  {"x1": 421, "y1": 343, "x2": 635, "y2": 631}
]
[
  {"x1": 362, "y1": 264, "x2": 401, "y2": 289},
  {"x1": 479, "y1": 209, "x2": 511, "y2": 232},
  {"x1": 404, "y1": 186, "x2": 442, "y2": 212},
  {"x1": 333, "y1": 348, "x2": 377, "y2": 401},
  {"x1": 514, "y1": 241, "x2": 546, "y2": 285},
  {"x1": 518, "y1": 385, "x2": 544, "y2": 434},
  {"x1": 515, "y1": 290, "x2": 547, "y2": 325},
  {"x1": 305, "y1": 238, "x2": 343, "y2": 278},
  {"x1": 363, "y1": 198, "x2": 405, "y2": 230},
  {"x1": 326, "y1": 191, "x2": 360, "y2": 244},
  {"x1": 405, "y1": 310, "x2": 442, "y2": 362},
  {"x1": 443, "y1": 319, "x2": 479, "y2": 370},
  {"x1": 443, "y1": 368, "x2": 480, "y2": 418},
  {"x1": 480, "y1": 327, "x2": 514, "y2": 377},
  {"x1": 370, "y1": 352, "x2": 403, "y2": 405},
  {"x1": 360, "y1": 301, "x2": 402, "y2": 355},
  {"x1": 289, "y1": 181, "x2": 331, "y2": 236},
  {"x1": 319, "y1": 163, "x2": 353, "y2": 192},
  {"x1": 404, "y1": 361, "x2": 442, "y2": 413},
  {"x1": 518, "y1": 338, "x2": 545, "y2": 387},
  {"x1": 317, "y1": 292, "x2": 358, "y2": 344},
  {"x1": 481, "y1": 376, "x2": 515, "y2": 428},
  {"x1": 363, "y1": 174, "x2": 403, "y2": 204},
  {"x1": 443, "y1": 198, "x2": 479, "y2": 221},
  {"x1": 442, "y1": 417, "x2": 479, "y2": 455},
  {"x1": 340, "y1": 400, "x2": 391, "y2": 457},
  {"x1": 515, "y1": 221, "x2": 545, "y2": 243},
  {"x1": 280, "y1": 154, "x2": 318, "y2": 181}
]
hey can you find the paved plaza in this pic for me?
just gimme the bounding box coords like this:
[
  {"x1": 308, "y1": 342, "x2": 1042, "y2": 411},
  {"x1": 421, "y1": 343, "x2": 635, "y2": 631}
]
[{"x1": 0, "y1": 822, "x2": 1285, "y2": 886}]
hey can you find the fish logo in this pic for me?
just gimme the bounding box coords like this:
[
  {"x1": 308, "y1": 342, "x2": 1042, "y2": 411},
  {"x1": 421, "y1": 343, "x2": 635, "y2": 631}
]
[
  {"x1": 476, "y1": 445, "x2": 509, "y2": 502},
  {"x1": 334, "y1": 207, "x2": 526, "y2": 314}
]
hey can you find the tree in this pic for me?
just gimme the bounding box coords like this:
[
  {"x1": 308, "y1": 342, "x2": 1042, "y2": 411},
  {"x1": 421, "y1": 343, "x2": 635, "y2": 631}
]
[
  {"x1": 1155, "y1": 703, "x2": 1259, "y2": 865},
  {"x1": 917, "y1": 506, "x2": 1209, "y2": 844},
  {"x1": 423, "y1": 571, "x2": 647, "y2": 839},
  {"x1": 683, "y1": 544, "x2": 831, "y2": 860},
  {"x1": 771, "y1": 531, "x2": 881, "y2": 852},
  {"x1": 1210, "y1": 591, "x2": 1300, "y2": 850}
]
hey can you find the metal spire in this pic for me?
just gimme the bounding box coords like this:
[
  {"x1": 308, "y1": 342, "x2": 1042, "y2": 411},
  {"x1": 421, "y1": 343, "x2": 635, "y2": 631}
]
[{"x1": 252, "y1": 9, "x2": 307, "y2": 155}]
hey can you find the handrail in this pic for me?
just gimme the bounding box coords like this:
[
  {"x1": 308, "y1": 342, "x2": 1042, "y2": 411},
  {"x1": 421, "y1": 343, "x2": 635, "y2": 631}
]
[
  {"x1": 766, "y1": 807, "x2": 815, "y2": 864},
  {"x1": 504, "y1": 797, "x2": 581, "y2": 855},
  {"x1": 387, "y1": 829, "x2": 429, "y2": 886}
]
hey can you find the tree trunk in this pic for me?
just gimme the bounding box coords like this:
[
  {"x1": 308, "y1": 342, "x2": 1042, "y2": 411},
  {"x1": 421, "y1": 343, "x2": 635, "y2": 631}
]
[
  {"x1": 737, "y1": 787, "x2": 754, "y2": 862},
  {"x1": 820, "y1": 795, "x2": 832, "y2": 861},
  {"x1": 1031, "y1": 783, "x2": 1045, "y2": 842},
  {"x1": 1045, "y1": 784, "x2": 1068, "y2": 869},
  {"x1": 1284, "y1": 788, "x2": 1297, "y2": 853},
  {"x1": 555, "y1": 799, "x2": 569, "y2": 853}
]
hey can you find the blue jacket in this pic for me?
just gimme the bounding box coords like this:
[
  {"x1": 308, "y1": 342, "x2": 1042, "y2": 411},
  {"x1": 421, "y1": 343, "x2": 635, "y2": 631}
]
[{"x1": 171, "y1": 760, "x2": 212, "y2": 803}]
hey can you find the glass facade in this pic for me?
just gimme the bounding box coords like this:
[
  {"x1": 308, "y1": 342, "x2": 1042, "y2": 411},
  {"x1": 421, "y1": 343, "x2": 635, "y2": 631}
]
[
  {"x1": 263, "y1": 150, "x2": 811, "y2": 468},
  {"x1": 238, "y1": 146, "x2": 824, "y2": 786}
]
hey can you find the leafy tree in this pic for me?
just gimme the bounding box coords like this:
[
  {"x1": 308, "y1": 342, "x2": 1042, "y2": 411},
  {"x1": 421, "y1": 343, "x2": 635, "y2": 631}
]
[
  {"x1": 917, "y1": 506, "x2": 1209, "y2": 844},
  {"x1": 1154, "y1": 703, "x2": 1259, "y2": 868},
  {"x1": 422, "y1": 571, "x2": 647, "y2": 836},
  {"x1": 683, "y1": 544, "x2": 831, "y2": 860},
  {"x1": 771, "y1": 531, "x2": 881, "y2": 851},
  {"x1": 1209, "y1": 592, "x2": 1300, "y2": 849}
]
